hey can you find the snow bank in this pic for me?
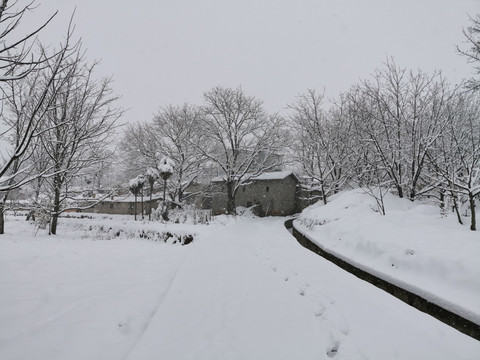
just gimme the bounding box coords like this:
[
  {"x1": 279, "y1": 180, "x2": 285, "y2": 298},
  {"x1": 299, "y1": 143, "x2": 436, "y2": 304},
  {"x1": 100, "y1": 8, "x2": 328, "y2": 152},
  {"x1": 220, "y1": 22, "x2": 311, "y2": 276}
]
[{"x1": 295, "y1": 189, "x2": 480, "y2": 324}]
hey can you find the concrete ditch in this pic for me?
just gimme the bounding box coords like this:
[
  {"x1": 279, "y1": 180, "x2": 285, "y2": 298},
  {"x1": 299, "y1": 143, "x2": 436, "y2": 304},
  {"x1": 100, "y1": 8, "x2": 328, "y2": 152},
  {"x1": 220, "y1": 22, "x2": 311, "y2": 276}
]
[{"x1": 284, "y1": 219, "x2": 480, "y2": 341}]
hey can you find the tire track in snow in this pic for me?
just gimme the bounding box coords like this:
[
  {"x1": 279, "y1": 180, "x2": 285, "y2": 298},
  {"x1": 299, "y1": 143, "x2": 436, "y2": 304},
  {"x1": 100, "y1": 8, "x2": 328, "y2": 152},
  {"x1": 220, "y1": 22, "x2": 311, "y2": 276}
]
[
  {"x1": 2, "y1": 295, "x2": 105, "y2": 341},
  {"x1": 122, "y1": 246, "x2": 194, "y2": 360}
]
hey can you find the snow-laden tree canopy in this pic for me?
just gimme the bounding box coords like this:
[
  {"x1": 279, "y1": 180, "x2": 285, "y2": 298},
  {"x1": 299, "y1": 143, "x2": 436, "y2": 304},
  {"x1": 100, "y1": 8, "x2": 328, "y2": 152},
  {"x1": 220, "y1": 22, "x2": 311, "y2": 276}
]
[
  {"x1": 146, "y1": 167, "x2": 160, "y2": 183},
  {"x1": 129, "y1": 174, "x2": 146, "y2": 194},
  {"x1": 158, "y1": 156, "x2": 174, "y2": 180}
]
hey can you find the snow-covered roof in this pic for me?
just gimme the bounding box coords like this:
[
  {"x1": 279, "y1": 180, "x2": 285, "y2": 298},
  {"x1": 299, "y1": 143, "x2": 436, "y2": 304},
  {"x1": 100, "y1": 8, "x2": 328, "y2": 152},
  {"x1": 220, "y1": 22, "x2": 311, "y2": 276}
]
[
  {"x1": 212, "y1": 171, "x2": 298, "y2": 183},
  {"x1": 76, "y1": 194, "x2": 165, "y2": 203},
  {"x1": 252, "y1": 170, "x2": 296, "y2": 181}
]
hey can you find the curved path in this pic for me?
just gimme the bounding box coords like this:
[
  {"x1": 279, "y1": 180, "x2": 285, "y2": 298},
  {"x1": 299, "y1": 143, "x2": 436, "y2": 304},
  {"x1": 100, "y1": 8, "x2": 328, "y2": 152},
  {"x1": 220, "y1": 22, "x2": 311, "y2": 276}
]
[{"x1": 126, "y1": 217, "x2": 480, "y2": 359}]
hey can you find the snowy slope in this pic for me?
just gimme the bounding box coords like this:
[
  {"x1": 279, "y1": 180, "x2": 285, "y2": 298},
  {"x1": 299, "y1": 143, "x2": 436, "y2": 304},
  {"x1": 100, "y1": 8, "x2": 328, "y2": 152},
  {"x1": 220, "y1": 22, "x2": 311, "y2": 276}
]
[
  {"x1": 0, "y1": 212, "x2": 479, "y2": 359},
  {"x1": 295, "y1": 189, "x2": 480, "y2": 325}
]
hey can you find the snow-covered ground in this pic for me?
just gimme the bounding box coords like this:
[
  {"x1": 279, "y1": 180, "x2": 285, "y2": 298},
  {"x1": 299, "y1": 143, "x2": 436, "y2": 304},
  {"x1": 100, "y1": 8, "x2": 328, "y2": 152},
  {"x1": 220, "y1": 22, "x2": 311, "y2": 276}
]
[
  {"x1": 295, "y1": 189, "x2": 480, "y2": 325},
  {"x1": 0, "y1": 207, "x2": 479, "y2": 359}
]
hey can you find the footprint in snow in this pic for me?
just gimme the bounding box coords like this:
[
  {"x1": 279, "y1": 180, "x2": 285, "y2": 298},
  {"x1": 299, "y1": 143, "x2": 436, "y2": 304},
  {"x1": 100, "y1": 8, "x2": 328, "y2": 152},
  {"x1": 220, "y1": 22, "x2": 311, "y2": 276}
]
[
  {"x1": 326, "y1": 339, "x2": 340, "y2": 358},
  {"x1": 117, "y1": 321, "x2": 130, "y2": 335},
  {"x1": 313, "y1": 303, "x2": 326, "y2": 317}
]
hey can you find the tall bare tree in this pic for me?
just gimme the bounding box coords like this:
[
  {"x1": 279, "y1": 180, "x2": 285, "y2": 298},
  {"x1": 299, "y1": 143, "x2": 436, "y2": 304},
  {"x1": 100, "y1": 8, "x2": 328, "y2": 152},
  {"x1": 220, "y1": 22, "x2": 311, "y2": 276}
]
[
  {"x1": 196, "y1": 86, "x2": 287, "y2": 214},
  {"x1": 119, "y1": 121, "x2": 160, "y2": 180},
  {"x1": 120, "y1": 103, "x2": 206, "y2": 203},
  {"x1": 347, "y1": 61, "x2": 455, "y2": 201},
  {"x1": 426, "y1": 92, "x2": 480, "y2": 230},
  {"x1": 457, "y1": 14, "x2": 480, "y2": 91},
  {"x1": 37, "y1": 54, "x2": 123, "y2": 235},
  {"x1": 289, "y1": 89, "x2": 352, "y2": 204},
  {"x1": 152, "y1": 103, "x2": 205, "y2": 202},
  {"x1": 0, "y1": 0, "x2": 57, "y2": 83},
  {"x1": 0, "y1": 27, "x2": 77, "y2": 234}
]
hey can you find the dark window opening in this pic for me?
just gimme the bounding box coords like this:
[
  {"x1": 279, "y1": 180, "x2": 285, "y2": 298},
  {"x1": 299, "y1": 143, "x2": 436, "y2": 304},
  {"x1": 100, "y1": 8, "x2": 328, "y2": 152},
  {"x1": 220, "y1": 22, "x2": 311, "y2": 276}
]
[
  {"x1": 266, "y1": 186, "x2": 269, "y2": 192},
  {"x1": 109, "y1": 203, "x2": 114, "y2": 209}
]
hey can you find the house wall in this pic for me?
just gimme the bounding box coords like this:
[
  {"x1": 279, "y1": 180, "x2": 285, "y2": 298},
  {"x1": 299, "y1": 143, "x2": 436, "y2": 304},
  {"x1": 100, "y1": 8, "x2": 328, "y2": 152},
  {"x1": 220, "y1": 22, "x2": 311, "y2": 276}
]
[
  {"x1": 210, "y1": 183, "x2": 228, "y2": 215},
  {"x1": 211, "y1": 175, "x2": 298, "y2": 216},
  {"x1": 82, "y1": 199, "x2": 161, "y2": 216}
]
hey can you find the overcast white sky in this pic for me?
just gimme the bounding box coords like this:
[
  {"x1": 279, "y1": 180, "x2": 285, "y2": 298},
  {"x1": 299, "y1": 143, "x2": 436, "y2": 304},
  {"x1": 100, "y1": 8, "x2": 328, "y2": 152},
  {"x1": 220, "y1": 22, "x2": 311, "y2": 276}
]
[{"x1": 30, "y1": 0, "x2": 480, "y2": 125}]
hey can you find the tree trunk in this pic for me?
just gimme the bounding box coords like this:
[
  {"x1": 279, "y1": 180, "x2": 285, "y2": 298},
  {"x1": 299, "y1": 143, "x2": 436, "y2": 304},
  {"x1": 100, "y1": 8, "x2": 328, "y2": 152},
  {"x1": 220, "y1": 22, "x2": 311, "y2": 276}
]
[
  {"x1": 321, "y1": 182, "x2": 327, "y2": 205},
  {"x1": 50, "y1": 186, "x2": 61, "y2": 235},
  {"x1": 149, "y1": 184, "x2": 153, "y2": 221},
  {"x1": 396, "y1": 184, "x2": 404, "y2": 198},
  {"x1": 226, "y1": 181, "x2": 236, "y2": 215},
  {"x1": 409, "y1": 189, "x2": 416, "y2": 202},
  {"x1": 178, "y1": 186, "x2": 183, "y2": 203},
  {"x1": 50, "y1": 213, "x2": 58, "y2": 235},
  {"x1": 0, "y1": 204, "x2": 5, "y2": 235},
  {"x1": 141, "y1": 190, "x2": 144, "y2": 220},
  {"x1": 162, "y1": 179, "x2": 169, "y2": 221},
  {"x1": 451, "y1": 192, "x2": 463, "y2": 225},
  {"x1": 0, "y1": 165, "x2": 18, "y2": 235},
  {"x1": 469, "y1": 193, "x2": 476, "y2": 231},
  {"x1": 134, "y1": 194, "x2": 137, "y2": 221}
]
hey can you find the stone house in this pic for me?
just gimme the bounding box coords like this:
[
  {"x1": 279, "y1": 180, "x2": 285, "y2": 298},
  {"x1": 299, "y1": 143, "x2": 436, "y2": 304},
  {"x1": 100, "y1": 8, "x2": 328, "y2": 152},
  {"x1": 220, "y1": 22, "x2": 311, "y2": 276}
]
[
  {"x1": 209, "y1": 170, "x2": 300, "y2": 216},
  {"x1": 79, "y1": 195, "x2": 162, "y2": 216}
]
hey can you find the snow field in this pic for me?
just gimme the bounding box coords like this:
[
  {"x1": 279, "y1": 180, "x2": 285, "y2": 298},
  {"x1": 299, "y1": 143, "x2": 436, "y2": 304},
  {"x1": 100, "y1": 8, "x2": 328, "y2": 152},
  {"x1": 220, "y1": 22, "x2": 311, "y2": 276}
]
[
  {"x1": 0, "y1": 210, "x2": 479, "y2": 359},
  {"x1": 0, "y1": 215, "x2": 192, "y2": 360}
]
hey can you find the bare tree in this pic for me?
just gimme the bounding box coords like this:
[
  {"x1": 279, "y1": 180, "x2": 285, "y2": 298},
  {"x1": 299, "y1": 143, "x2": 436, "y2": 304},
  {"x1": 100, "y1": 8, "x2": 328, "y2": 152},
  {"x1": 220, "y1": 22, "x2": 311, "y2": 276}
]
[
  {"x1": 0, "y1": 27, "x2": 77, "y2": 234},
  {"x1": 0, "y1": 0, "x2": 58, "y2": 83},
  {"x1": 457, "y1": 14, "x2": 480, "y2": 91},
  {"x1": 426, "y1": 92, "x2": 480, "y2": 230},
  {"x1": 37, "y1": 53, "x2": 123, "y2": 235},
  {"x1": 289, "y1": 89, "x2": 352, "y2": 204},
  {"x1": 119, "y1": 121, "x2": 160, "y2": 181},
  {"x1": 119, "y1": 103, "x2": 206, "y2": 203},
  {"x1": 152, "y1": 103, "x2": 205, "y2": 202},
  {"x1": 196, "y1": 86, "x2": 287, "y2": 215},
  {"x1": 347, "y1": 60, "x2": 455, "y2": 201}
]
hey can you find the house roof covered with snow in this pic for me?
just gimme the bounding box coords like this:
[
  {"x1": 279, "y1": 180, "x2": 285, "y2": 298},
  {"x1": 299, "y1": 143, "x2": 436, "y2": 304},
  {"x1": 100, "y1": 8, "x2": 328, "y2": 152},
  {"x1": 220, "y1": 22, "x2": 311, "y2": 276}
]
[{"x1": 211, "y1": 170, "x2": 298, "y2": 183}]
